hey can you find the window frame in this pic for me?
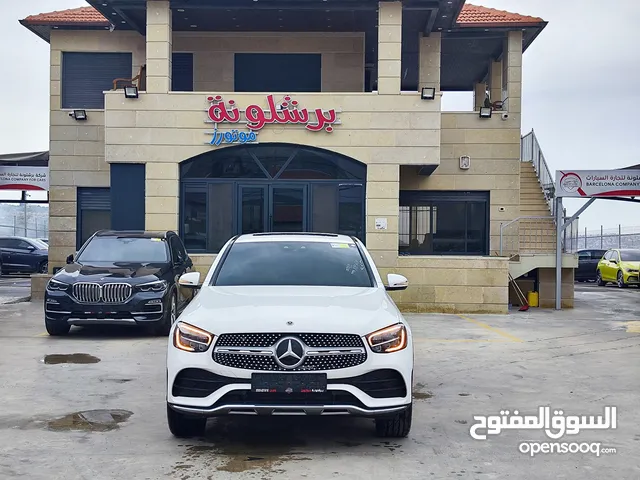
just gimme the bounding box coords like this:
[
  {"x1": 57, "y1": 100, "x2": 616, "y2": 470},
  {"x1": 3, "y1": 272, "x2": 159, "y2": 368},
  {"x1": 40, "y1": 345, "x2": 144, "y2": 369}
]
[{"x1": 399, "y1": 190, "x2": 490, "y2": 256}]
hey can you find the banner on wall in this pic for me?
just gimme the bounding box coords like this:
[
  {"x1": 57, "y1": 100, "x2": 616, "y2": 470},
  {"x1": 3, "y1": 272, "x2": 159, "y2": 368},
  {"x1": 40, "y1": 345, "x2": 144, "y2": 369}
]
[
  {"x1": 0, "y1": 167, "x2": 49, "y2": 191},
  {"x1": 555, "y1": 170, "x2": 640, "y2": 198}
]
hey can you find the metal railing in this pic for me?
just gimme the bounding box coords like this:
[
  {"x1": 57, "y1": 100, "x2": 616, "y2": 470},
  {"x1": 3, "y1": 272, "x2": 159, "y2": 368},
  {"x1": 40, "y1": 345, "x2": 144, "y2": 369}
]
[
  {"x1": 521, "y1": 129, "x2": 556, "y2": 218},
  {"x1": 0, "y1": 223, "x2": 48, "y2": 239},
  {"x1": 566, "y1": 224, "x2": 640, "y2": 252},
  {"x1": 499, "y1": 216, "x2": 557, "y2": 256}
]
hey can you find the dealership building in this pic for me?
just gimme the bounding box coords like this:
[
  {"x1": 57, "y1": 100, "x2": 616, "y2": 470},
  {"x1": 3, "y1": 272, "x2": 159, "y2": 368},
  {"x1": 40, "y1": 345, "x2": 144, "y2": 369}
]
[{"x1": 20, "y1": 0, "x2": 577, "y2": 313}]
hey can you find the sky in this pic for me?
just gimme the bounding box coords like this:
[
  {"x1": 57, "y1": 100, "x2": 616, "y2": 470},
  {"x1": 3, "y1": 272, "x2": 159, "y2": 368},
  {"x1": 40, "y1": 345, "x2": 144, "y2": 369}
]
[{"x1": 1, "y1": 0, "x2": 640, "y2": 230}]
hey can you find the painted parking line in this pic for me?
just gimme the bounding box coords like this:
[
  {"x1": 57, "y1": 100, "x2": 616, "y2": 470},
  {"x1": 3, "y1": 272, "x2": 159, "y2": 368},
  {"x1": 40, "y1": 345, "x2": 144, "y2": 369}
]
[
  {"x1": 625, "y1": 321, "x2": 640, "y2": 333},
  {"x1": 457, "y1": 314, "x2": 524, "y2": 343}
]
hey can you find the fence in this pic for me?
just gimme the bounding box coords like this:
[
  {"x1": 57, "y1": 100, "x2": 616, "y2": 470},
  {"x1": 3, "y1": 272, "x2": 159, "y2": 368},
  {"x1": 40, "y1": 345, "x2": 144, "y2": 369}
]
[
  {"x1": 0, "y1": 219, "x2": 49, "y2": 239},
  {"x1": 565, "y1": 225, "x2": 640, "y2": 252}
]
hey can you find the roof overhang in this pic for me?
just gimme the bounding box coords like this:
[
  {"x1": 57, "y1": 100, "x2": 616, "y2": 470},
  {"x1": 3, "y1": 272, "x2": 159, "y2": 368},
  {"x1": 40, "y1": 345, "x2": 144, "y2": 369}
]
[{"x1": 0, "y1": 151, "x2": 49, "y2": 167}]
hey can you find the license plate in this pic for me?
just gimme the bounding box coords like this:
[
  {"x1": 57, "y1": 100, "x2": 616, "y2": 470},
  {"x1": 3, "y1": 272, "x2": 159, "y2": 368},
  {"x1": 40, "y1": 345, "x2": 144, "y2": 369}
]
[{"x1": 251, "y1": 373, "x2": 327, "y2": 394}]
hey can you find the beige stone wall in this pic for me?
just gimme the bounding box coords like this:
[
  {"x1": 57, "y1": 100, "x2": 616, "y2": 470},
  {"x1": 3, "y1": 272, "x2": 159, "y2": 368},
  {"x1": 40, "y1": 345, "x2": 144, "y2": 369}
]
[
  {"x1": 400, "y1": 111, "x2": 521, "y2": 255},
  {"x1": 48, "y1": 30, "x2": 146, "y2": 270},
  {"x1": 173, "y1": 32, "x2": 365, "y2": 93},
  {"x1": 538, "y1": 268, "x2": 575, "y2": 308},
  {"x1": 104, "y1": 90, "x2": 441, "y2": 272},
  {"x1": 385, "y1": 256, "x2": 510, "y2": 314}
]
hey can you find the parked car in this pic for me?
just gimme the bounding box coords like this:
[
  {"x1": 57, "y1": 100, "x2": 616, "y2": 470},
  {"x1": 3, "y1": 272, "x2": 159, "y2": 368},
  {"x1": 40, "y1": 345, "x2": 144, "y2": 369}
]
[
  {"x1": 166, "y1": 233, "x2": 413, "y2": 439},
  {"x1": 44, "y1": 230, "x2": 194, "y2": 336},
  {"x1": 0, "y1": 236, "x2": 49, "y2": 274},
  {"x1": 575, "y1": 249, "x2": 607, "y2": 282},
  {"x1": 38, "y1": 238, "x2": 49, "y2": 244},
  {"x1": 596, "y1": 248, "x2": 640, "y2": 288}
]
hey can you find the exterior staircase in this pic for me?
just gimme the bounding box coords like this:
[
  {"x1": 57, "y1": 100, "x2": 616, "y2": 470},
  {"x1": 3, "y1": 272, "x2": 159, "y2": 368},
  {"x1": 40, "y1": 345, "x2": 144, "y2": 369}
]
[{"x1": 500, "y1": 130, "x2": 577, "y2": 282}]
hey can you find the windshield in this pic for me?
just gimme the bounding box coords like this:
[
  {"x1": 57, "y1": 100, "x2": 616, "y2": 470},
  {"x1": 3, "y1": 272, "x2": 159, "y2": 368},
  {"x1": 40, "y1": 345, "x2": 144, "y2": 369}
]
[
  {"x1": 214, "y1": 240, "x2": 374, "y2": 287},
  {"x1": 77, "y1": 236, "x2": 169, "y2": 263},
  {"x1": 620, "y1": 250, "x2": 640, "y2": 261},
  {"x1": 31, "y1": 239, "x2": 48, "y2": 249}
]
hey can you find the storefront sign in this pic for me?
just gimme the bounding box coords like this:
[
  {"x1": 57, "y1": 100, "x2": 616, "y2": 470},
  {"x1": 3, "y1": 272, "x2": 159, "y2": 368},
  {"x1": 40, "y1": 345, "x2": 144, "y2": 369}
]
[
  {"x1": 207, "y1": 128, "x2": 258, "y2": 146},
  {"x1": 0, "y1": 166, "x2": 49, "y2": 191},
  {"x1": 555, "y1": 170, "x2": 640, "y2": 198},
  {"x1": 206, "y1": 94, "x2": 339, "y2": 133}
]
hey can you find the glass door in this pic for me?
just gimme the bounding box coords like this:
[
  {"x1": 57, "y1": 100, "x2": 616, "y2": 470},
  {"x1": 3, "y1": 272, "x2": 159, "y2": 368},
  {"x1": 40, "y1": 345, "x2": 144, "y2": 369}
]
[
  {"x1": 238, "y1": 185, "x2": 267, "y2": 234},
  {"x1": 270, "y1": 185, "x2": 307, "y2": 232}
]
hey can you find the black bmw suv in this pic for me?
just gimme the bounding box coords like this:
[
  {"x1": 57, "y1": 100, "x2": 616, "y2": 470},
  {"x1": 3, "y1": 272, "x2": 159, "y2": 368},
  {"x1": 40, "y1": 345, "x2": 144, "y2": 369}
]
[{"x1": 44, "y1": 230, "x2": 195, "y2": 336}]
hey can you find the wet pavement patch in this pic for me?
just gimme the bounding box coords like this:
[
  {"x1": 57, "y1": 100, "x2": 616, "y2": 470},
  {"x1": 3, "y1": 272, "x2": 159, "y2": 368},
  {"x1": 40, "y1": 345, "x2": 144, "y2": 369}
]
[
  {"x1": 46, "y1": 409, "x2": 132, "y2": 432},
  {"x1": 458, "y1": 393, "x2": 470, "y2": 397},
  {"x1": 413, "y1": 391, "x2": 434, "y2": 400},
  {"x1": 173, "y1": 418, "x2": 321, "y2": 475},
  {"x1": 43, "y1": 353, "x2": 100, "y2": 365}
]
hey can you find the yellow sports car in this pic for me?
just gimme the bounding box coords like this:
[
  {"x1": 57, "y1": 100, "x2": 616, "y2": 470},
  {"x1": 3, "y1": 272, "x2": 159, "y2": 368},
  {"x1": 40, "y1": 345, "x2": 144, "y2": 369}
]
[{"x1": 596, "y1": 248, "x2": 640, "y2": 288}]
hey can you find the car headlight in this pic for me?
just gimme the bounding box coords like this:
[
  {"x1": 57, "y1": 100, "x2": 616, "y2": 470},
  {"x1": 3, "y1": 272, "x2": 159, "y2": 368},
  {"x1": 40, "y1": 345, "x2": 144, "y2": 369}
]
[
  {"x1": 173, "y1": 322, "x2": 214, "y2": 353},
  {"x1": 137, "y1": 280, "x2": 168, "y2": 292},
  {"x1": 46, "y1": 278, "x2": 69, "y2": 292},
  {"x1": 366, "y1": 323, "x2": 407, "y2": 353}
]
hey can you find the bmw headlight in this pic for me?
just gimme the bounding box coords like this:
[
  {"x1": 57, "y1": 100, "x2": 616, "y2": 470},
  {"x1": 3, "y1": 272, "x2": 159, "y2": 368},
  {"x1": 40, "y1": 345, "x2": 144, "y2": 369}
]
[
  {"x1": 46, "y1": 278, "x2": 69, "y2": 292},
  {"x1": 173, "y1": 322, "x2": 214, "y2": 353},
  {"x1": 366, "y1": 323, "x2": 408, "y2": 353},
  {"x1": 137, "y1": 279, "x2": 168, "y2": 292}
]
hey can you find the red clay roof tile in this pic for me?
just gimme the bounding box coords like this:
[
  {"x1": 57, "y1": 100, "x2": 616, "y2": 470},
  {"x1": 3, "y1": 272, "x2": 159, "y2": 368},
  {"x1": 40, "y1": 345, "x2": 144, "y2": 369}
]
[
  {"x1": 22, "y1": 6, "x2": 108, "y2": 25},
  {"x1": 457, "y1": 4, "x2": 544, "y2": 26}
]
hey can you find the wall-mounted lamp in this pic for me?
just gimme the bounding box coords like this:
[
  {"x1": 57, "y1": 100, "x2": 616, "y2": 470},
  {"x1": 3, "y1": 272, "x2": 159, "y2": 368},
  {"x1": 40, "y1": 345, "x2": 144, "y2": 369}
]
[
  {"x1": 421, "y1": 87, "x2": 436, "y2": 100},
  {"x1": 69, "y1": 110, "x2": 87, "y2": 121},
  {"x1": 479, "y1": 107, "x2": 492, "y2": 119},
  {"x1": 124, "y1": 85, "x2": 139, "y2": 99},
  {"x1": 459, "y1": 155, "x2": 471, "y2": 170}
]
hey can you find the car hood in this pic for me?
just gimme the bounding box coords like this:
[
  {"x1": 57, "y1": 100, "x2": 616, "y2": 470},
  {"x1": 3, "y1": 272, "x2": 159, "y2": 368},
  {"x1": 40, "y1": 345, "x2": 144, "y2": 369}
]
[
  {"x1": 53, "y1": 262, "x2": 168, "y2": 284},
  {"x1": 179, "y1": 286, "x2": 404, "y2": 336},
  {"x1": 622, "y1": 261, "x2": 640, "y2": 270}
]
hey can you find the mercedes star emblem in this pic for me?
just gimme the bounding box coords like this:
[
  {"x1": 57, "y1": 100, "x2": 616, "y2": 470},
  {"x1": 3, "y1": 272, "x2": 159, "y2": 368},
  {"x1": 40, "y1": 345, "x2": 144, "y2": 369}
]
[{"x1": 274, "y1": 337, "x2": 306, "y2": 369}]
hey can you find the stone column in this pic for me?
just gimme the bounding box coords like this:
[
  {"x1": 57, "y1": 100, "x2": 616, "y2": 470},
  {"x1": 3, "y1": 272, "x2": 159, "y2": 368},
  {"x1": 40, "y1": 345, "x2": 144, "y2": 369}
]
[
  {"x1": 146, "y1": 0, "x2": 172, "y2": 93},
  {"x1": 365, "y1": 164, "x2": 400, "y2": 269},
  {"x1": 473, "y1": 82, "x2": 486, "y2": 110},
  {"x1": 377, "y1": 1, "x2": 402, "y2": 95},
  {"x1": 488, "y1": 60, "x2": 502, "y2": 103},
  {"x1": 418, "y1": 32, "x2": 441, "y2": 91},
  {"x1": 502, "y1": 31, "x2": 522, "y2": 113}
]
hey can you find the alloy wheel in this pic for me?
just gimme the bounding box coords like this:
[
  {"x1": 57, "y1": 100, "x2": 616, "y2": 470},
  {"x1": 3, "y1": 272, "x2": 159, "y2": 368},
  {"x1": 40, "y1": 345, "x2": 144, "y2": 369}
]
[{"x1": 617, "y1": 271, "x2": 626, "y2": 288}]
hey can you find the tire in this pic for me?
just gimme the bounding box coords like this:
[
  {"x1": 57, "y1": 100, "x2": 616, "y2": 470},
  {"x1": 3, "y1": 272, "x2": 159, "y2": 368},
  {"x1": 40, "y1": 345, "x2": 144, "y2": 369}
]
[
  {"x1": 167, "y1": 404, "x2": 206, "y2": 438},
  {"x1": 45, "y1": 319, "x2": 71, "y2": 336},
  {"x1": 617, "y1": 271, "x2": 627, "y2": 289},
  {"x1": 38, "y1": 261, "x2": 48, "y2": 274},
  {"x1": 374, "y1": 404, "x2": 412, "y2": 438},
  {"x1": 152, "y1": 291, "x2": 177, "y2": 336},
  {"x1": 596, "y1": 270, "x2": 605, "y2": 287}
]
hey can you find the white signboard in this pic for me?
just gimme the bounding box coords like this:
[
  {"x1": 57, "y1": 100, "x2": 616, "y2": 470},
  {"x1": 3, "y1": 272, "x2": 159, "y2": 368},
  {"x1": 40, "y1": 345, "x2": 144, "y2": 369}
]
[
  {"x1": 0, "y1": 167, "x2": 49, "y2": 191},
  {"x1": 555, "y1": 170, "x2": 640, "y2": 198},
  {"x1": 375, "y1": 218, "x2": 388, "y2": 230}
]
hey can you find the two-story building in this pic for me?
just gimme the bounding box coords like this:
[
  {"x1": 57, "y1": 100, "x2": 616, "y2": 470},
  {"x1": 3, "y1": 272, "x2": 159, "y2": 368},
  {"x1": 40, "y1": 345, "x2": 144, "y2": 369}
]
[{"x1": 21, "y1": 0, "x2": 576, "y2": 313}]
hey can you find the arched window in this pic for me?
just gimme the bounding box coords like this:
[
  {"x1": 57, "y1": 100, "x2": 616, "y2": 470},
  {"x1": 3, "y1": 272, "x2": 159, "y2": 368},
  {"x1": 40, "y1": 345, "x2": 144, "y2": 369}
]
[{"x1": 180, "y1": 143, "x2": 366, "y2": 253}]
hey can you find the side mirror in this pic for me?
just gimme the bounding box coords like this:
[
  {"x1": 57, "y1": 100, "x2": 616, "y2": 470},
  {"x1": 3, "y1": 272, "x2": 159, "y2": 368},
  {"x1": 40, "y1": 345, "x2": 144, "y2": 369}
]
[
  {"x1": 27, "y1": 245, "x2": 36, "y2": 251},
  {"x1": 179, "y1": 271, "x2": 202, "y2": 289},
  {"x1": 66, "y1": 254, "x2": 74, "y2": 264},
  {"x1": 385, "y1": 273, "x2": 408, "y2": 291}
]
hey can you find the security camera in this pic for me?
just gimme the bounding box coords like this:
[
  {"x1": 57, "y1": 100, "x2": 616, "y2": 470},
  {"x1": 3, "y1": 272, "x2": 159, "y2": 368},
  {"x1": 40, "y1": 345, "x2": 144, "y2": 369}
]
[{"x1": 501, "y1": 112, "x2": 509, "y2": 120}]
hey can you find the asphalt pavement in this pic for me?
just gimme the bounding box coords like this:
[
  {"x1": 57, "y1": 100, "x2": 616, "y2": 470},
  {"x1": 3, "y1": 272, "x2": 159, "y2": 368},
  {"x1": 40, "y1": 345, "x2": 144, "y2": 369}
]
[
  {"x1": 0, "y1": 275, "x2": 31, "y2": 304},
  {"x1": 0, "y1": 282, "x2": 638, "y2": 479}
]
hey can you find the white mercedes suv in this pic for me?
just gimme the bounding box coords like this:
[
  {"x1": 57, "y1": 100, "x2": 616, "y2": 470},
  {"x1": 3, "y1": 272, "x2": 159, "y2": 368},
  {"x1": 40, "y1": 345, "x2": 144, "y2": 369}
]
[{"x1": 166, "y1": 233, "x2": 413, "y2": 438}]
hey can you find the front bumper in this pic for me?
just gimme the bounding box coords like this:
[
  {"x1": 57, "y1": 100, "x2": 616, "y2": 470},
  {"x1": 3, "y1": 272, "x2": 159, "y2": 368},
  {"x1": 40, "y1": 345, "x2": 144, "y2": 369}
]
[
  {"x1": 167, "y1": 335, "x2": 414, "y2": 417},
  {"x1": 623, "y1": 271, "x2": 639, "y2": 284},
  {"x1": 45, "y1": 288, "x2": 168, "y2": 326}
]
